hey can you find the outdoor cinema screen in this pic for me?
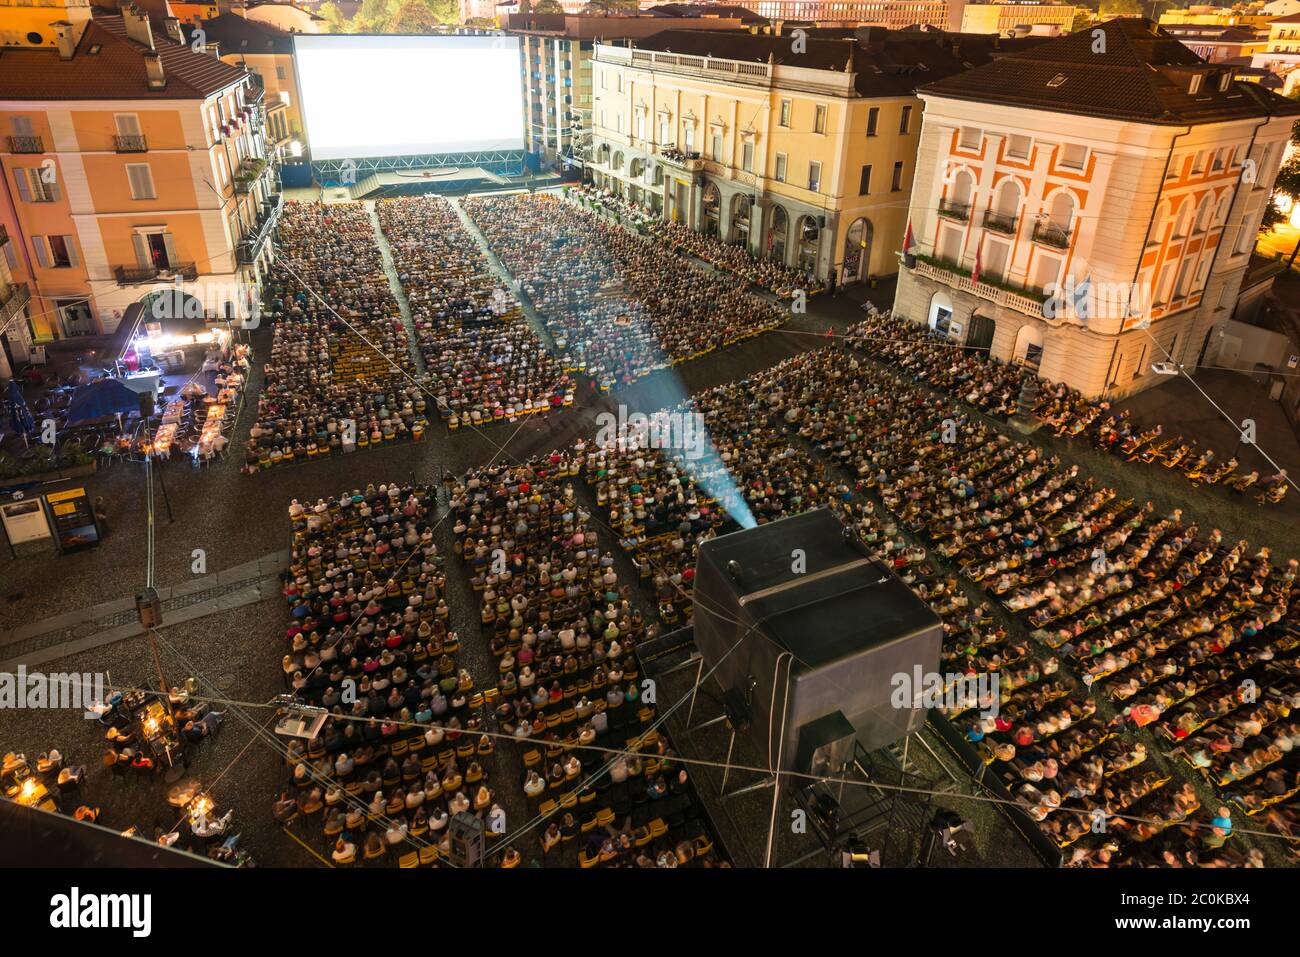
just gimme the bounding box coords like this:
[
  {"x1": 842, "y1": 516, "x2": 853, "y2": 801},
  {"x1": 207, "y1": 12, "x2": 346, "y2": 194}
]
[{"x1": 293, "y1": 34, "x2": 526, "y2": 161}]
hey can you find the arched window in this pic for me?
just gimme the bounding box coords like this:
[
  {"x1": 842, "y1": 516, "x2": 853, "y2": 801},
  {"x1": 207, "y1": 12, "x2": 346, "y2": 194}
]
[
  {"x1": 702, "y1": 182, "x2": 721, "y2": 237},
  {"x1": 843, "y1": 218, "x2": 873, "y2": 283},
  {"x1": 768, "y1": 204, "x2": 789, "y2": 263},
  {"x1": 1194, "y1": 194, "x2": 1214, "y2": 233},
  {"x1": 994, "y1": 179, "x2": 1021, "y2": 217},
  {"x1": 729, "y1": 193, "x2": 752, "y2": 244},
  {"x1": 1048, "y1": 191, "x2": 1075, "y2": 231},
  {"x1": 949, "y1": 169, "x2": 974, "y2": 211},
  {"x1": 796, "y1": 215, "x2": 820, "y2": 273},
  {"x1": 928, "y1": 290, "x2": 954, "y2": 335},
  {"x1": 1013, "y1": 323, "x2": 1044, "y2": 368}
]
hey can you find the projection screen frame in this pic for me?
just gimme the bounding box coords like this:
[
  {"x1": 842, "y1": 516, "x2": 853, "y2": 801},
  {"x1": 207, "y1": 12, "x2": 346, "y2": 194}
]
[
  {"x1": 310, "y1": 150, "x2": 526, "y2": 180},
  {"x1": 291, "y1": 33, "x2": 527, "y2": 165}
]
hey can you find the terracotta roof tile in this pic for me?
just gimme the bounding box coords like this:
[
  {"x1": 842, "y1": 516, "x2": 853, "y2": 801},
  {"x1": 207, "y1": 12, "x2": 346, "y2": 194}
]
[
  {"x1": 919, "y1": 18, "x2": 1300, "y2": 124},
  {"x1": 0, "y1": 14, "x2": 247, "y2": 100}
]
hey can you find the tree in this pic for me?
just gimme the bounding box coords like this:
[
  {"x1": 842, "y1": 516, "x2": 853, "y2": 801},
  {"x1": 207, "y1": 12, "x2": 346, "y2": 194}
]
[
  {"x1": 353, "y1": 0, "x2": 397, "y2": 31},
  {"x1": 1070, "y1": 9, "x2": 1093, "y2": 32},
  {"x1": 317, "y1": 1, "x2": 354, "y2": 33},
  {"x1": 534, "y1": 0, "x2": 564, "y2": 10},
  {"x1": 432, "y1": 0, "x2": 459, "y2": 23},
  {"x1": 389, "y1": 0, "x2": 440, "y2": 31}
]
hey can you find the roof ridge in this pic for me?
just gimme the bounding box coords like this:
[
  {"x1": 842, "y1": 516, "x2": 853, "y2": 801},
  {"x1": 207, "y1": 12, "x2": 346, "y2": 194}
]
[{"x1": 1112, "y1": 19, "x2": 1184, "y2": 118}]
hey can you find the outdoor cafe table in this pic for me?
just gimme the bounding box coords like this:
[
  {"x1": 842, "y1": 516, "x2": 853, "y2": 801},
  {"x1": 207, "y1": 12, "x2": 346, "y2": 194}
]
[{"x1": 142, "y1": 423, "x2": 177, "y2": 458}]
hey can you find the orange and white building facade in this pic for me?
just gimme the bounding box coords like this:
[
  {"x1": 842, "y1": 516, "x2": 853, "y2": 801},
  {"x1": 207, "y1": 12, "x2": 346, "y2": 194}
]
[
  {"x1": 893, "y1": 18, "x2": 1300, "y2": 398},
  {"x1": 0, "y1": 5, "x2": 278, "y2": 367}
]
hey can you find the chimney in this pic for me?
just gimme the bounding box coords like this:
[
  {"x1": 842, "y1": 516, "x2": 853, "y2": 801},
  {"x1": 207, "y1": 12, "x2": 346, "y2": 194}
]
[
  {"x1": 121, "y1": 4, "x2": 155, "y2": 50},
  {"x1": 164, "y1": 17, "x2": 184, "y2": 44},
  {"x1": 53, "y1": 20, "x2": 77, "y2": 59},
  {"x1": 145, "y1": 51, "x2": 167, "y2": 89}
]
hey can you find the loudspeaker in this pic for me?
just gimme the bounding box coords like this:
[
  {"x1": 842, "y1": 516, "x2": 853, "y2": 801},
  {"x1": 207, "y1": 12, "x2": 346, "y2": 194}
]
[{"x1": 138, "y1": 391, "x2": 155, "y2": 419}]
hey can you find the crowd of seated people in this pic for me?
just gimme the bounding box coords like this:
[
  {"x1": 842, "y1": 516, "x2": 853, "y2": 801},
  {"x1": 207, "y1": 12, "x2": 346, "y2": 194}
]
[
  {"x1": 646, "y1": 219, "x2": 814, "y2": 300},
  {"x1": 847, "y1": 309, "x2": 1290, "y2": 505},
  {"x1": 582, "y1": 434, "x2": 722, "y2": 626},
  {"x1": 246, "y1": 201, "x2": 427, "y2": 472},
  {"x1": 278, "y1": 480, "x2": 493, "y2": 865},
  {"x1": 272, "y1": 448, "x2": 730, "y2": 868},
  {"x1": 376, "y1": 196, "x2": 573, "y2": 427},
  {"x1": 463, "y1": 194, "x2": 785, "y2": 389},
  {"x1": 560, "y1": 335, "x2": 1298, "y2": 864},
  {"x1": 447, "y1": 455, "x2": 724, "y2": 866}
]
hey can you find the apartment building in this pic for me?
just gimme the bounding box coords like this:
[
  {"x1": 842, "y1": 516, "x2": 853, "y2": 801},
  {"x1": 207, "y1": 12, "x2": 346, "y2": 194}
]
[
  {"x1": 589, "y1": 26, "x2": 1036, "y2": 284},
  {"x1": 1160, "y1": 23, "x2": 1268, "y2": 62},
  {"x1": 893, "y1": 18, "x2": 1300, "y2": 398},
  {"x1": 0, "y1": 6, "x2": 279, "y2": 364},
  {"x1": 186, "y1": 13, "x2": 304, "y2": 159},
  {"x1": 727, "y1": 0, "x2": 1075, "y2": 32},
  {"x1": 507, "y1": 10, "x2": 752, "y2": 169}
]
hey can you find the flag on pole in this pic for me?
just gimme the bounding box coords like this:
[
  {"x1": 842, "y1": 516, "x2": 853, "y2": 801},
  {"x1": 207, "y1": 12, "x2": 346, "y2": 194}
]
[
  {"x1": 971, "y1": 240, "x2": 983, "y2": 286},
  {"x1": 902, "y1": 218, "x2": 914, "y2": 255}
]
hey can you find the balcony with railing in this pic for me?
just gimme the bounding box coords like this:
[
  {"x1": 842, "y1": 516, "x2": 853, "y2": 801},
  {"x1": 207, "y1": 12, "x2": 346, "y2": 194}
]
[
  {"x1": 1030, "y1": 221, "x2": 1071, "y2": 250},
  {"x1": 656, "y1": 146, "x2": 703, "y2": 172},
  {"x1": 237, "y1": 192, "x2": 283, "y2": 265},
  {"x1": 983, "y1": 209, "x2": 1018, "y2": 235},
  {"x1": 115, "y1": 263, "x2": 198, "y2": 285},
  {"x1": 115, "y1": 134, "x2": 148, "y2": 153},
  {"x1": 233, "y1": 157, "x2": 270, "y2": 195},
  {"x1": 0, "y1": 281, "x2": 31, "y2": 326},
  {"x1": 906, "y1": 254, "x2": 1047, "y2": 318},
  {"x1": 8, "y1": 135, "x2": 43, "y2": 154},
  {"x1": 937, "y1": 198, "x2": 970, "y2": 221}
]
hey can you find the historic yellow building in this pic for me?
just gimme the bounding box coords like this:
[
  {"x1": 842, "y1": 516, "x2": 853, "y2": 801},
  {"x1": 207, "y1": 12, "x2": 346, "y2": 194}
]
[
  {"x1": 0, "y1": 0, "x2": 92, "y2": 48},
  {"x1": 1265, "y1": 11, "x2": 1300, "y2": 51},
  {"x1": 0, "y1": 6, "x2": 278, "y2": 361},
  {"x1": 1158, "y1": 5, "x2": 1276, "y2": 30},
  {"x1": 590, "y1": 27, "x2": 1030, "y2": 286}
]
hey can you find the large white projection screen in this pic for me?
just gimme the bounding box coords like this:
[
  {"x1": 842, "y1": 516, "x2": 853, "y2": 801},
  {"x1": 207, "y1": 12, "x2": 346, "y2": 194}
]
[{"x1": 294, "y1": 35, "x2": 525, "y2": 161}]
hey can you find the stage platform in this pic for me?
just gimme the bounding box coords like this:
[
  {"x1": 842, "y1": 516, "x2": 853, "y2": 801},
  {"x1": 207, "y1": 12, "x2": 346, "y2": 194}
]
[{"x1": 301, "y1": 168, "x2": 569, "y2": 202}]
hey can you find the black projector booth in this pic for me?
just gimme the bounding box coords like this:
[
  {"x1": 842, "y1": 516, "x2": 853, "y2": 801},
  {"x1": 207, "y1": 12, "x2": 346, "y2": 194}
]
[{"x1": 691, "y1": 509, "x2": 943, "y2": 777}]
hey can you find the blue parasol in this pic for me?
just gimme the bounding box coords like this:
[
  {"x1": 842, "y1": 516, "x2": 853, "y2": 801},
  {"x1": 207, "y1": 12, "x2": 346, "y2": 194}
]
[{"x1": 63, "y1": 378, "x2": 140, "y2": 426}]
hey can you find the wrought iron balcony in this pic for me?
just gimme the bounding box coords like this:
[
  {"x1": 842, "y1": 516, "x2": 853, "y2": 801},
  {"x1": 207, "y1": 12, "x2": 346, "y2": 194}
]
[
  {"x1": 937, "y1": 198, "x2": 970, "y2": 221},
  {"x1": 237, "y1": 192, "x2": 282, "y2": 265},
  {"x1": 983, "y1": 210, "x2": 1018, "y2": 235},
  {"x1": 8, "y1": 135, "x2": 43, "y2": 154},
  {"x1": 115, "y1": 134, "x2": 148, "y2": 152},
  {"x1": 114, "y1": 263, "x2": 198, "y2": 285},
  {"x1": 1031, "y1": 221, "x2": 1071, "y2": 249},
  {"x1": 657, "y1": 147, "x2": 703, "y2": 172},
  {"x1": 0, "y1": 282, "x2": 31, "y2": 326}
]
